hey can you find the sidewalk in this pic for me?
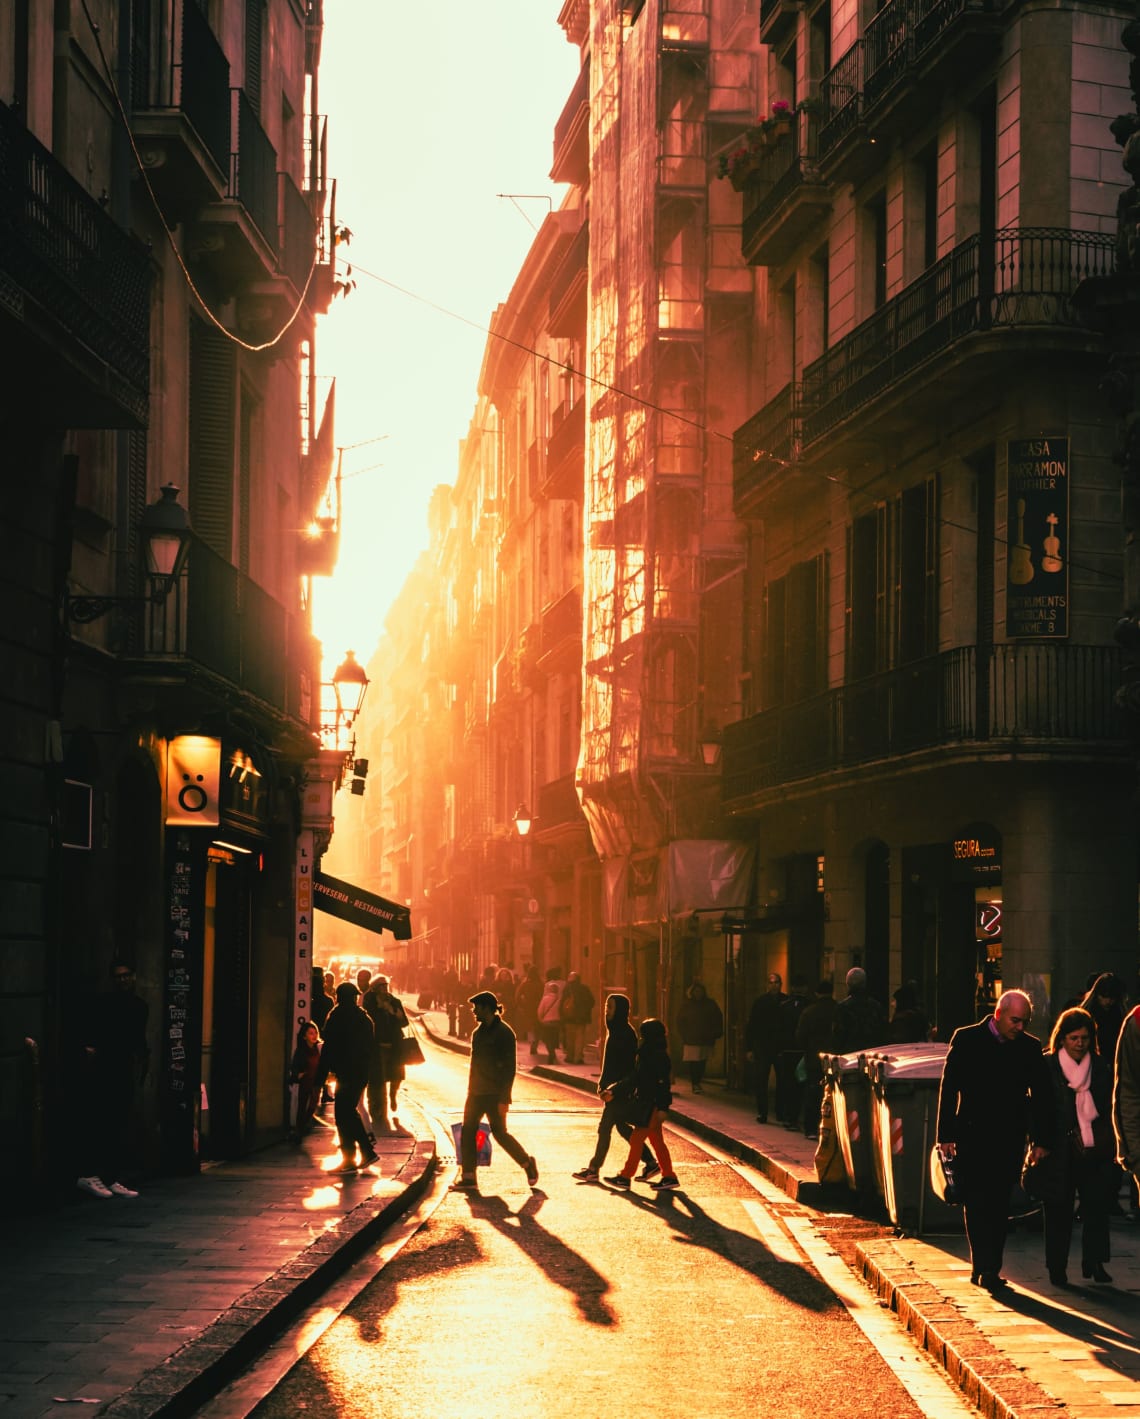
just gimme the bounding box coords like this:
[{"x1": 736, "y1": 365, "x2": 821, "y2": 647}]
[
  {"x1": 421, "y1": 1007, "x2": 1140, "y2": 1419},
  {"x1": 0, "y1": 1107, "x2": 437, "y2": 1419}
]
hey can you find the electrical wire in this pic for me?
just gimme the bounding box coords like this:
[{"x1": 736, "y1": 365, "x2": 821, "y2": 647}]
[
  {"x1": 80, "y1": 0, "x2": 319, "y2": 354},
  {"x1": 349, "y1": 260, "x2": 1122, "y2": 588}
]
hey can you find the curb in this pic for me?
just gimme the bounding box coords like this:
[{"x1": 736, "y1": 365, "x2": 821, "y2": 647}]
[
  {"x1": 855, "y1": 1238, "x2": 1061, "y2": 1419},
  {"x1": 101, "y1": 1135, "x2": 438, "y2": 1419}
]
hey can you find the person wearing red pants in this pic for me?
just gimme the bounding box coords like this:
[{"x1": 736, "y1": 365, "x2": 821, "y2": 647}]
[{"x1": 605, "y1": 1017, "x2": 679, "y2": 1191}]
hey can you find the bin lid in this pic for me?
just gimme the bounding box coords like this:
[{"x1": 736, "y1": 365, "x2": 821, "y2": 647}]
[
  {"x1": 826, "y1": 1051, "x2": 867, "y2": 1074},
  {"x1": 871, "y1": 1044, "x2": 949, "y2": 1082}
]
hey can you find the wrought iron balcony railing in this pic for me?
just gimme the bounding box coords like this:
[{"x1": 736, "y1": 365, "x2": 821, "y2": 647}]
[
  {"x1": 799, "y1": 227, "x2": 1113, "y2": 445},
  {"x1": 133, "y1": 0, "x2": 231, "y2": 175},
  {"x1": 723, "y1": 643, "x2": 1125, "y2": 798},
  {"x1": 279, "y1": 172, "x2": 316, "y2": 296},
  {"x1": 819, "y1": 42, "x2": 863, "y2": 158},
  {"x1": 139, "y1": 542, "x2": 318, "y2": 726},
  {"x1": 733, "y1": 381, "x2": 803, "y2": 505},
  {"x1": 229, "y1": 89, "x2": 278, "y2": 252},
  {"x1": 0, "y1": 97, "x2": 151, "y2": 424}
]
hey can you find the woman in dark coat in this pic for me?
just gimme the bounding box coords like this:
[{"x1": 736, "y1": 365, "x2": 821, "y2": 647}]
[
  {"x1": 1079, "y1": 972, "x2": 1126, "y2": 1062},
  {"x1": 676, "y1": 981, "x2": 723, "y2": 1093},
  {"x1": 1038, "y1": 1006, "x2": 1115, "y2": 1288},
  {"x1": 604, "y1": 1017, "x2": 678, "y2": 1190},
  {"x1": 290, "y1": 1021, "x2": 322, "y2": 1138}
]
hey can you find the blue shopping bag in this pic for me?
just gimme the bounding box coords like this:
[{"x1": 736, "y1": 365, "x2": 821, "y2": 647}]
[{"x1": 451, "y1": 1120, "x2": 493, "y2": 1167}]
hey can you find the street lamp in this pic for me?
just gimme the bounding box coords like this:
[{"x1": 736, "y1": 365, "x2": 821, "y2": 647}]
[
  {"x1": 332, "y1": 650, "x2": 369, "y2": 726},
  {"x1": 65, "y1": 484, "x2": 192, "y2": 624},
  {"x1": 512, "y1": 802, "x2": 534, "y2": 837},
  {"x1": 699, "y1": 726, "x2": 723, "y2": 768}
]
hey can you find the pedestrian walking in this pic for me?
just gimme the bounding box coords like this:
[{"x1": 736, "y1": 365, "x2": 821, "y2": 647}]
[
  {"x1": 676, "y1": 980, "x2": 723, "y2": 1093},
  {"x1": 560, "y1": 970, "x2": 595, "y2": 1064},
  {"x1": 535, "y1": 966, "x2": 566, "y2": 1062},
  {"x1": 887, "y1": 980, "x2": 929, "y2": 1044},
  {"x1": 515, "y1": 963, "x2": 542, "y2": 1055},
  {"x1": 776, "y1": 978, "x2": 811, "y2": 1126},
  {"x1": 363, "y1": 975, "x2": 409, "y2": 1133},
  {"x1": 604, "y1": 1018, "x2": 678, "y2": 1191},
  {"x1": 289, "y1": 1021, "x2": 323, "y2": 1139},
  {"x1": 935, "y1": 988, "x2": 1054, "y2": 1293},
  {"x1": 318, "y1": 982, "x2": 378, "y2": 1174},
  {"x1": 75, "y1": 958, "x2": 150, "y2": 1199},
  {"x1": 454, "y1": 991, "x2": 539, "y2": 1192},
  {"x1": 833, "y1": 967, "x2": 886, "y2": 1053},
  {"x1": 745, "y1": 972, "x2": 786, "y2": 1123},
  {"x1": 1080, "y1": 972, "x2": 1126, "y2": 1061},
  {"x1": 309, "y1": 967, "x2": 334, "y2": 1030},
  {"x1": 1035, "y1": 1007, "x2": 1115, "y2": 1287},
  {"x1": 795, "y1": 980, "x2": 837, "y2": 1138},
  {"x1": 572, "y1": 993, "x2": 657, "y2": 1182}
]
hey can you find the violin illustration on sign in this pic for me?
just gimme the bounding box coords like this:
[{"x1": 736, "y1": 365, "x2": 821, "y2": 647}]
[
  {"x1": 1009, "y1": 497, "x2": 1034, "y2": 585},
  {"x1": 1041, "y1": 512, "x2": 1063, "y2": 573}
]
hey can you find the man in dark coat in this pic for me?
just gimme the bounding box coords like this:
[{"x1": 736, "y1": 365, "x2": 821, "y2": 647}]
[
  {"x1": 572, "y1": 993, "x2": 657, "y2": 1181},
  {"x1": 455, "y1": 991, "x2": 538, "y2": 1190},
  {"x1": 796, "y1": 980, "x2": 837, "y2": 1138},
  {"x1": 76, "y1": 959, "x2": 151, "y2": 1198},
  {"x1": 937, "y1": 988, "x2": 1055, "y2": 1292},
  {"x1": 745, "y1": 972, "x2": 787, "y2": 1123},
  {"x1": 833, "y1": 967, "x2": 886, "y2": 1054},
  {"x1": 560, "y1": 970, "x2": 596, "y2": 1064},
  {"x1": 775, "y1": 978, "x2": 811, "y2": 1128},
  {"x1": 318, "y1": 982, "x2": 378, "y2": 1173}
]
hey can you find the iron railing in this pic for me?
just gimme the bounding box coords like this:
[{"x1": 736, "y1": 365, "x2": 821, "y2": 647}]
[
  {"x1": 741, "y1": 117, "x2": 824, "y2": 247},
  {"x1": 864, "y1": 0, "x2": 909, "y2": 108},
  {"x1": 229, "y1": 89, "x2": 278, "y2": 251},
  {"x1": 819, "y1": 42, "x2": 863, "y2": 157},
  {"x1": 799, "y1": 227, "x2": 1113, "y2": 445},
  {"x1": 134, "y1": 0, "x2": 230, "y2": 175},
  {"x1": 541, "y1": 586, "x2": 583, "y2": 656},
  {"x1": 142, "y1": 542, "x2": 318, "y2": 725},
  {"x1": 547, "y1": 397, "x2": 586, "y2": 472},
  {"x1": 553, "y1": 60, "x2": 590, "y2": 159},
  {"x1": 538, "y1": 773, "x2": 585, "y2": 829},
  {"x1": 548, "y1": 219, "x2": 589, "y2": 317},
  {"x1": 723, "y1": 644, "x2": 1125, "y2": 798},
  {"x1": 733, "y1": 382, "x2": 802, "y2": 502},
  {"x1": 0, "y1": 98, "x2": 151, "y2": 421}
]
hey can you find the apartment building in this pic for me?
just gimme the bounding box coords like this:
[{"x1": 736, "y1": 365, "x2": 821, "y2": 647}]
[
  {"x1": 724, "y1": 0, "x2": 1136, "y2": 1033},
  {"x1": 1, "y1": 0, "x2": 338, "y2": 1197}
]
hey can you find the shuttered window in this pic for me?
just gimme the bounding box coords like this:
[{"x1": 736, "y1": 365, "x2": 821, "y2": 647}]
[
  {"x1": 762, "y1": 553, "x2": 828, "y2": 708},
  {"x1": 188, "y1": 318, "x2": 236, "y2": 559},
  {"x1": 245, "y1": 0, "x2": 263, "y2": 111}
]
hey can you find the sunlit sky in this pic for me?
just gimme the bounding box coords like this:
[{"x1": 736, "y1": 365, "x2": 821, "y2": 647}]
[{"x1": 311, "y1": 1, "x2": 580, "y2": 667}]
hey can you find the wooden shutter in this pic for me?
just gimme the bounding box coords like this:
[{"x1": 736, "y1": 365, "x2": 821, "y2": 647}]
[
  {"x1": 188, "y1": 318, "x2": 236, "y2": 559},
  {"x1": 244, "y1": 0, "x2": 263, "y2": 110}
]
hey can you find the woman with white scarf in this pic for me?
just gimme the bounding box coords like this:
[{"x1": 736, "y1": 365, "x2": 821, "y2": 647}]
[{"x1": 1041, "y1": 1007, "x2": 1115, "y2": 1288}]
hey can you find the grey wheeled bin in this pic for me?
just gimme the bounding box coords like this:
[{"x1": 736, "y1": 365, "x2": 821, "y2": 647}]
[
  {"x1": 823, "y1": 1050, "x2": 877, "y2": 1204},
  {"x1": 862, "y1": 1043, "x2": 952, "y2": 1210},
  {"x1": 866, "y1": 1045, "x2": 962, "y2": 1234}
]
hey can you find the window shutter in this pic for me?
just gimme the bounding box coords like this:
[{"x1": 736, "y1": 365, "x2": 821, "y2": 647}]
[{"x1": 189, "y1": 318, "x2": 236, "y2": 559}]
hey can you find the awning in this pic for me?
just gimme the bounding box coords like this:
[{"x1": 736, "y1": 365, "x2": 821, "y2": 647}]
[{"x1": 313, "y1": 871, "x2": 412, "y2": 940}]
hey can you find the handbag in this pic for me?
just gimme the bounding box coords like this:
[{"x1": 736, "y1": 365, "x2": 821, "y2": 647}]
[
  {"x1": 929, "y1": 1145, "x2": 963, "y2": 1205},
  {"x1": 450, "y1": 1120, "x2": 493, "y2": 1166},
  {"x1": 1019, "y1": 1146, "x2": 1056, "y2": 1207},
  {"x1": 399, "y1": 1031, "x2": 425, "y2": 1067}
]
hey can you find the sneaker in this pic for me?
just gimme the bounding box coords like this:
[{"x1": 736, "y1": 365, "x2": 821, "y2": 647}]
[
  {"x1": 637, "y1": 1161, "x2": 661, "y2": 1182},
  {"x1": 329, "y1": 1158, "x2": 358, "y2": 1175},
  {"x1": 358, "y1": 1150, "x2": 380, "y2": 1168},
  {"x1": 651, "y1": 1175, "x2": 681, "y2": 1190},
  {"x1": 604, "y1": 1174, "x2": 632, "y2": 1190},
  {"x1": 572, "y1": 1166, "x2": 600, "y2": 1181},
  {"x1": 452, "y1": 1174, "x2": 479, "y2": 1191},
  {"x1": 108, "y1": 1181, "x2": 139, "y2": 1198},
  {"x1": 525, "y1": 1156, "x2": 540, "y2": 1187},
  {"x1": 77, "y1": 1176, "x2": 112, "y2": 1199}
]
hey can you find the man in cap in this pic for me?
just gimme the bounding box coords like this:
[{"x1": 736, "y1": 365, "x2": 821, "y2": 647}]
[{"x1": 455, "y1": 991, "x2": 539, "y2": 1191}]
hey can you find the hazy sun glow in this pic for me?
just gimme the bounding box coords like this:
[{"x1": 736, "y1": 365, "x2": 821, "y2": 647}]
[{"x1": 311, "y1": 1, "x2": 579, "y2": 669}]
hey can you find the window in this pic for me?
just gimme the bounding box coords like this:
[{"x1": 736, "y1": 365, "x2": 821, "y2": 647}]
[{"x1": 763, "y1": 554, "x2": 829, "y2": 707}]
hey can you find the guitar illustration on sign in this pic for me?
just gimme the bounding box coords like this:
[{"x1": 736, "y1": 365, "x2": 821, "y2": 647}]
[
  {"x1": 1009, "y1": 497, "x2": 1034, "y2": 584},
  {"x1": 1041, "y1": 512, "x2": 1063, "y2": 573}
]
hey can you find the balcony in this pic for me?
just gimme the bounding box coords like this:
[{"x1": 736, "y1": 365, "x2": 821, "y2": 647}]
[
  {"x1": 538, "y1": 586, "x2": 583, "y2": 668},
  {"x1": 740, "y1": 120, "x2": 830, "y2": 268},
  {"x1": 722, "y1": 644, "x2": 1126, "y2": 801},
  {"x1": 732, "y1": 382, "x2": 802, "y2": 513},
  {"x1": 131, "y1": 0, "x2": 230, "y2": 221},
  {"x1": 543, "y1": 398, "x2": 585, "y2": 500},
  {"x1": 661, "y1": 0, "x2": 710, "y2": 53},
  {"x1": 133, "y1": 541, "x2": 320, "y2": 734},
  {"x1": 537, "y1": 773, "x2": 587, "y2": 838},
  {"x1": 817, "y1": 44, "x2": 878, "y2": 182},
  {"x1": 548, "y1": 219, "x2": 588, "y2": 337},
  {"x1": 552, "y1": 60, "x2": 590, "y2": 186},
  {"x1": 759, "y1": 0, "x2": 802, "y2": 45},
  {"x1": 798, "y1": 228, "x2": 1113, "y2": 448},
  {"x1": 279, "y1": 173, "x2": 317, "y2": 299},
  {"x1": 191, "y1": 89, "x2": 278, "y2": 291},
  {"x1": 658, "y1": 119, "x2": 706, "y2": 193},
  {"x1": 0, "y1": 99, "x2": 151, "y2": 428},
  {"x1": 864, "y1": 0, "x2": 1001, "y2": 132}
]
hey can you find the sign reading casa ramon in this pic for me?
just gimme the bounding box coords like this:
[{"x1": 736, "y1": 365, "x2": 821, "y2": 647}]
[
  {"x1": 313, "y1": 870, "x2": 412, "y2": 939},
  {"x1": 1005, "y1": 436, "x2": 1069, "y2": 638}
]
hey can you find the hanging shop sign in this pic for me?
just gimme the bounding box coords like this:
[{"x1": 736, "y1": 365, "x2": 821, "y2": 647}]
[
  {"x1": 293, "y1": 830, "x2": 315, "y2": 1033},
  {"x1": 165, "y1": 735, "x2": 222, "y2": 826},
  {"x1": 313, "y1": 870, "x2": 412, "y2": 939},
  {"x1": 1005, "y1": 436, "x2": 1069, "y2": 638}
]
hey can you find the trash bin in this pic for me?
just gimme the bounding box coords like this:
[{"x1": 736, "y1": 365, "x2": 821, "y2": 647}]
[
  {"x1": 863, "y1": 1043, "x2": 949, "y2": 1210},
  {"x1": 823, "y1": 1050, "x2": 877, "y2": 1202},
  {"x1": 866, "y1": 1045, "x2": 962, "y2": 1234}
]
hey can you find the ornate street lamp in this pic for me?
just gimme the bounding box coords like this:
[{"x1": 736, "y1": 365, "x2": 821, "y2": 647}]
[
  {"x1": 65, "y1": 484, "x2": 192, "y2": 624},
  {"x1": 331, "y1": 649, "x2": 369, "y2": 726},
  {"x1": 512, "y1": 802, "x2": 534, "y2": 837}
]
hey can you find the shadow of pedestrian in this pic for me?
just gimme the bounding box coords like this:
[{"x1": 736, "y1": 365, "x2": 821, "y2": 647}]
[
  {"x1": 993, "y1": 1281, "x2": 1140, "y2": 1374},
  {"x1": 457, "y1": 1189, "x2": 617, "y2": 1326}
]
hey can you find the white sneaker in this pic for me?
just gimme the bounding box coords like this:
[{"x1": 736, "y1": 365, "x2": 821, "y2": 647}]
[
  {"x1": 77, "y1": 1176, "x2": 112, "y2": 1198},
  {"x1": 108, "y1": 1181, "x2": 139, "y2": 1198}
]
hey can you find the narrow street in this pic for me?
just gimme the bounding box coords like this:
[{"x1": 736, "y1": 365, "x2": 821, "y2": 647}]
[{"x1": 246, "y1": 1036, "x2": 969, "y2": 1419}]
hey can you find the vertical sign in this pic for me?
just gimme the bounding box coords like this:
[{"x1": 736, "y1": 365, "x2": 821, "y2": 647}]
[
  {"x1": 295, "y1": 830, "x2": 315, "y2": 1034},
  {"x1": 166, "y1": 735, "x2": 222, "y2": 825},
  {"x1": 1006, "y1": 436, "x2": 1069, "y2": 638},
  {"x1": 163, "y1": 828, "x2": 204, "y2": 1172}
]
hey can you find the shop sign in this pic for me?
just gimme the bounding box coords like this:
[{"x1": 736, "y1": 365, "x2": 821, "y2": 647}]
[
  {"x1": 294, "y1": 830, "x2": 314, "y2": 1033},
  {"x1": 166, "y1": 735, "x2": 221, "y2": 826},
  {"x1": 162, "y1": 828, "x2": 205, "y2": 1168},
  {"x1": 1005, "y1": 436, "x2": 1069, "y2": 638},
  {"x1": 948, "y1": 824, "x2": 1002, "y2": 883}
]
